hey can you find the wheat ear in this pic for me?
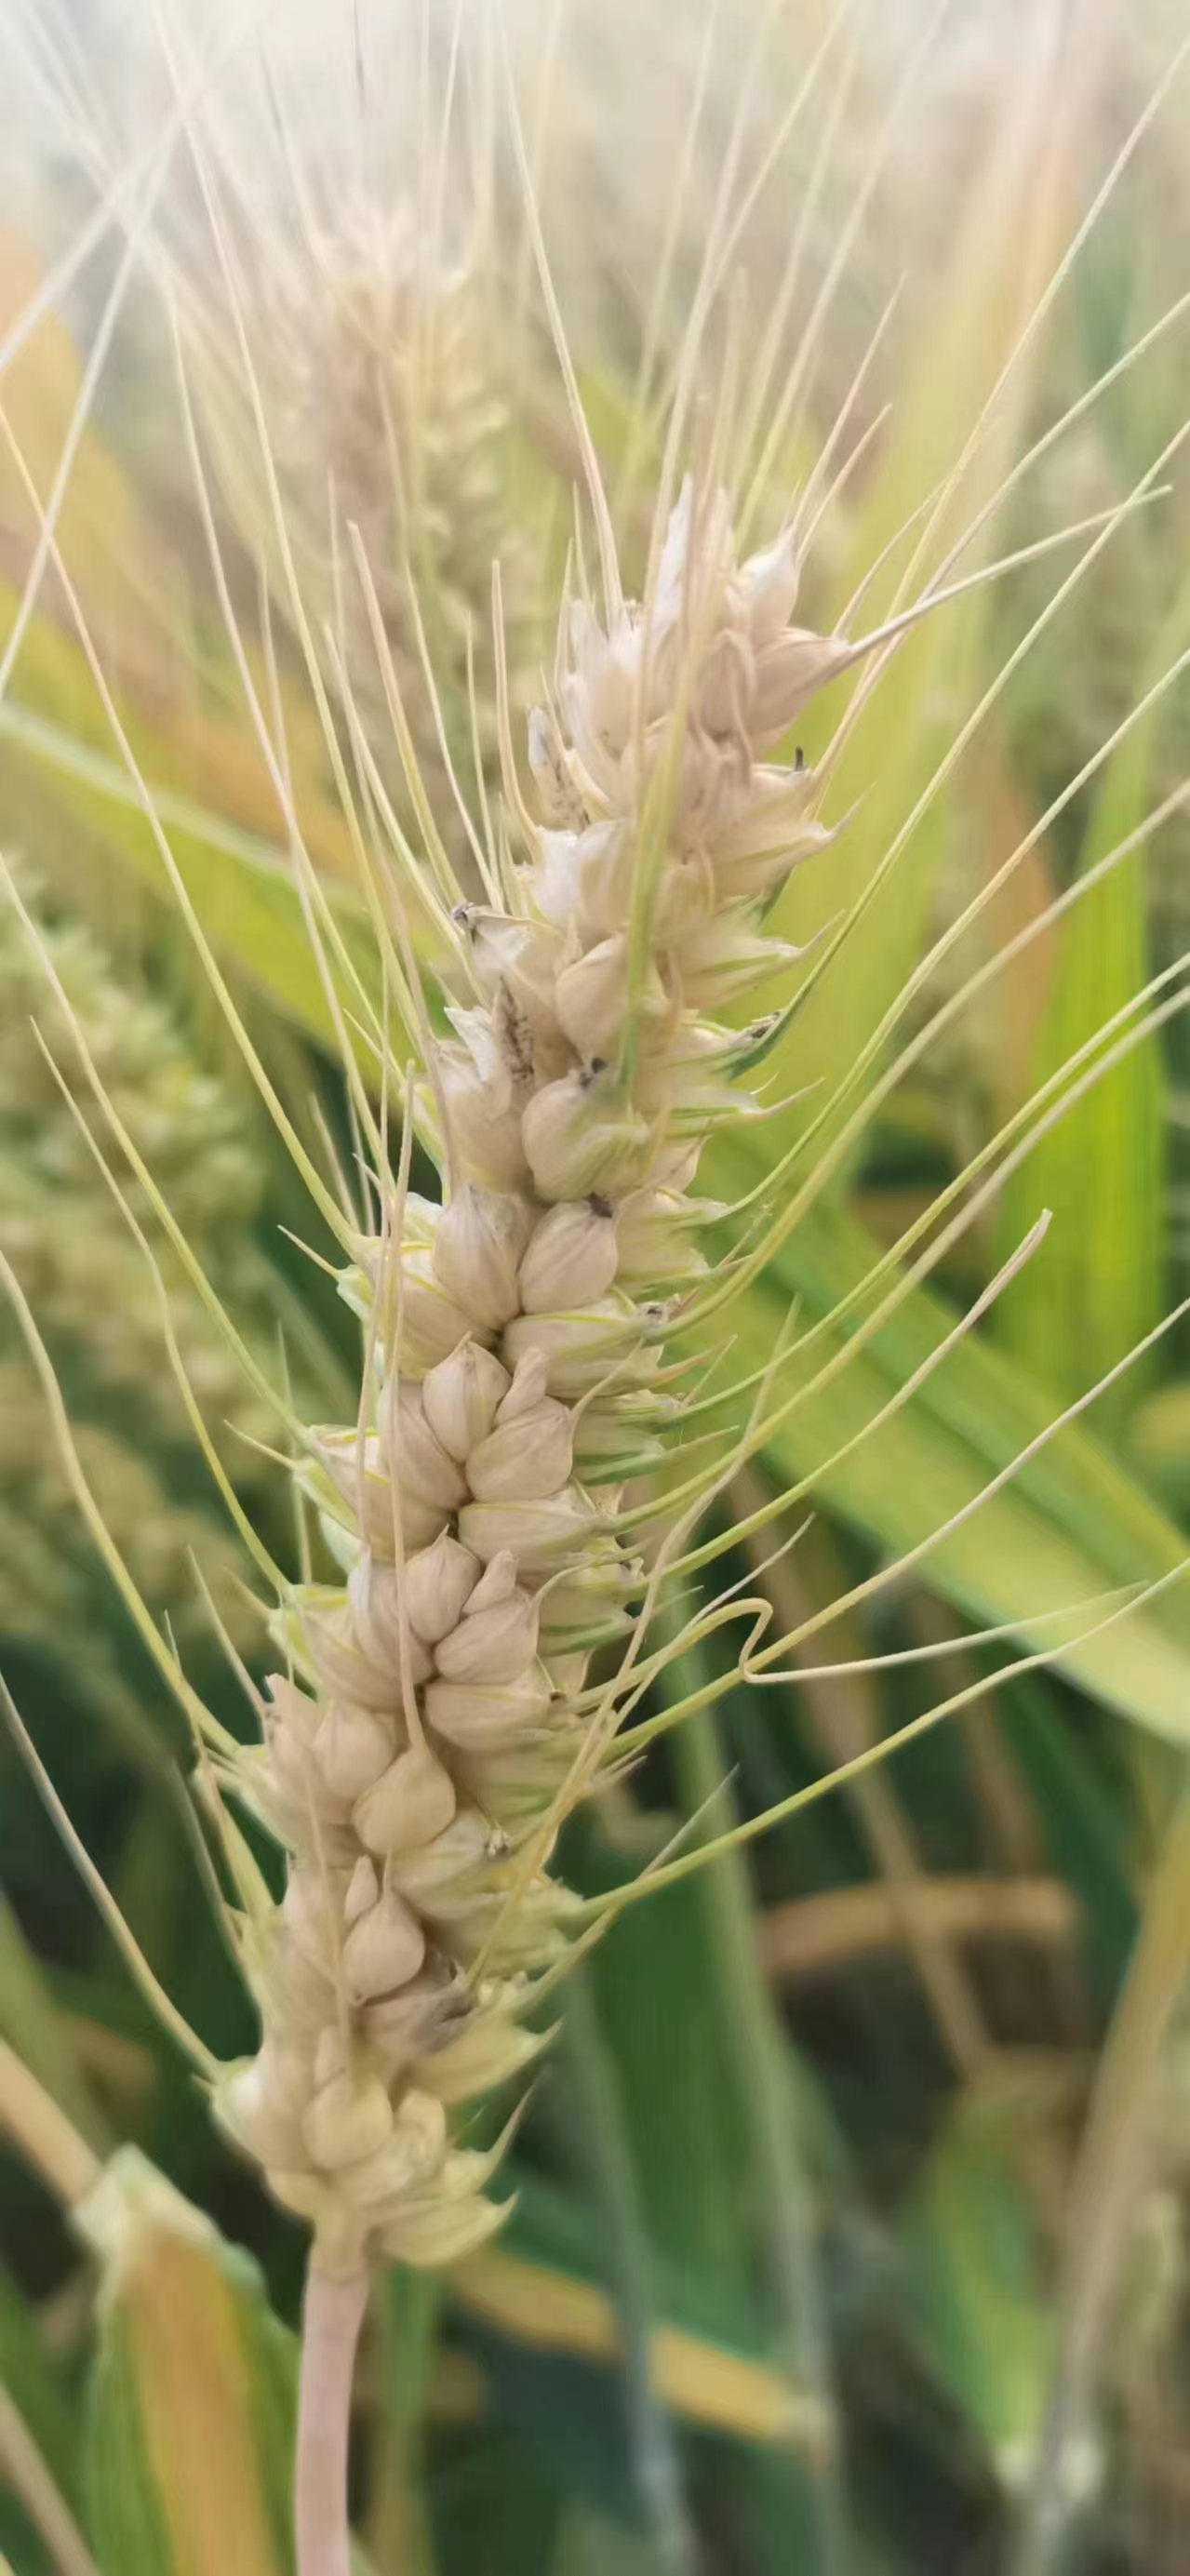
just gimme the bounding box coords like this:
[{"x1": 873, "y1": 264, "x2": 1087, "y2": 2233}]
[{"x1": 181, "y1": 469, "x2": 865, "y2": 2559}]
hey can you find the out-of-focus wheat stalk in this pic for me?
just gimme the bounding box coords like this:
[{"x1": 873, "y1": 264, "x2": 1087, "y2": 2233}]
[{"x1": 189, "y1": 202, "x2": 548, "y2": 886}]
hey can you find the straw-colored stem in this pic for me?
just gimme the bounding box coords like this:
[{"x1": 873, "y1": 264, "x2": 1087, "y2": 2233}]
[
  {"x1": 0, "y1": 2036, "x2": 100, "y2": 2209},
  {"x1": 758, "y1": 1874, "x2": 1076, "y2": 1985},
  {"x1": 0, "y1": 2382, "x2": 100, "y2": 2576},
  {"x1": 296, "y1": 2262, "x2": 370, "y2": 2576},
  {"x1": 0, "y1": 1898, "x2": 108, "y2": 2152},
  {"x1": 1011, "y1": 1781, "x2": 1190, "y2": 2576}
]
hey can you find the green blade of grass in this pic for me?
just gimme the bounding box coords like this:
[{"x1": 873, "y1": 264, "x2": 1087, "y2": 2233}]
[
  {"x1": 0, "y1": 2260, "x2": 83, "y2": 2516},
  {"x1": 454, "y1": 2169, "x2": 830, "y2": 2453},
  {"x1": 764, "y1": 8, "x2": 1107, "y2": 1155},
  {"x1": 0, "y1": 694, "x2": 380, "y2": 1051},
  {"x1": 0, "y1": 1895, "x2": 107, "y2": 2152},
  {"x1": 991, "y1": 612, "x2": 1188, "y2": 1417},
  {"x1": 366, "y1": 2268, "x2": 441, "y2": 2576},
  {"x1": 736, "y1": 1195, "x2": 1190, "y2": 1740},
  {"x1": 901, "y1": 2071, "x2": 1063, "y2": 2490},
  {"x1": 672, "y1": 1688, "x2": 847, "y2": 2576},
  {"x1": 556, "y1": 1968, "x2": 696, "y2": 2576}
]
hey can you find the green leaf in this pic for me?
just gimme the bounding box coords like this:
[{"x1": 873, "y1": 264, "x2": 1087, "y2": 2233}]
[
  {"x1": 453, "y1": 2170, "x2": 816, "y2": 2452},
  {"x1": 82, "y1": 2151, "x2": 297, "y2": 2576},
  {"x1": 432, "y1": 2425, "x2": 564, "y2": 2576},
  {"x1": 0, "y1": 696, "x2": 378, "y2": 1054},
  {"x1": 0, "y1": 1893, "x2": 107, "y2": 2151},
  {"x1": 900, "y1": 2072, "x2": 1063, "y2": 2487},
  {"x1": 993, "y1": 718, "x2": 1166, "y2": 1424},
  {"x1": 764, "y1": 28, "x2": 1090, "y2": 1165},
  {"x1": 586, "y1": 1877, "x2": 754, "y2": 2280},
  {"x1": 368, "y1": 2266, "x2": 441, "y2": 2576},
  {"x1": 552, "y1": 2503, "x2": 672, "y2": 2576},
  {"x1": 996, "y1": 1677, "x2": 1137, "y2": 2008},
  {"x1": 734, "y1": 1195, "x2": 1190, "y2": 1741},
  {"x1": 0, "y1": 2257, "x2": 82, "y2": 2512},
  {"x1": 670, "y1": 1696, "x2": 847, "y2": 2576},
  {"x1": 555, "y1": 1968, "x2": 694, "y2": 2576},
  {"x1": 1125, "y1": 1379, "x2": 1190, "y2": 1517}
]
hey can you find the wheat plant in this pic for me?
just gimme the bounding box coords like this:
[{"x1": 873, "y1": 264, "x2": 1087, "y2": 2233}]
[{"x1": 5, "y1": 7, "x2": 1190, "y2": 2576}]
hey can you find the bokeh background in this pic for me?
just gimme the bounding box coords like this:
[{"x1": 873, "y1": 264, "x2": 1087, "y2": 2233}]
[{"x1": 3, "y1": 3, "x2": 1190, "y2": 2570}]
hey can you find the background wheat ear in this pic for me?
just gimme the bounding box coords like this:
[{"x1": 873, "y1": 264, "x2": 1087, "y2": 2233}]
[{"x1": 4, "y1": 5, "x2": 1190, "y2": 2576}]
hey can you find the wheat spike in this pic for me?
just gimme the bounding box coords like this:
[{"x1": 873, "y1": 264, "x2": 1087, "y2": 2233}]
[{"x1": 207, "y1": 472, "x2": 862, "y2": 2280}]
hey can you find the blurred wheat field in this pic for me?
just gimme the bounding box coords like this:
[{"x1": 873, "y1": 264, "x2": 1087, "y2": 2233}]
[{"x1": 3, "y1": 4, "x2": 1190, "y2": 2573}]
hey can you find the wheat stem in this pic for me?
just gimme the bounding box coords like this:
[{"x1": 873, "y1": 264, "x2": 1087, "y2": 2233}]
[
  {"x1": 296, "y1": 2261, "x2": 371, "y2": 2576},
  {"x1": 0, "y1": 2037, "x2": 100, "y2": 2209},
  {"x1": 758, "y1": 1875, "x2": 1076, "y2": 1985},
  {"x1": 0, "y1": 2383, "x2": 100, "y2": 2576}
]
